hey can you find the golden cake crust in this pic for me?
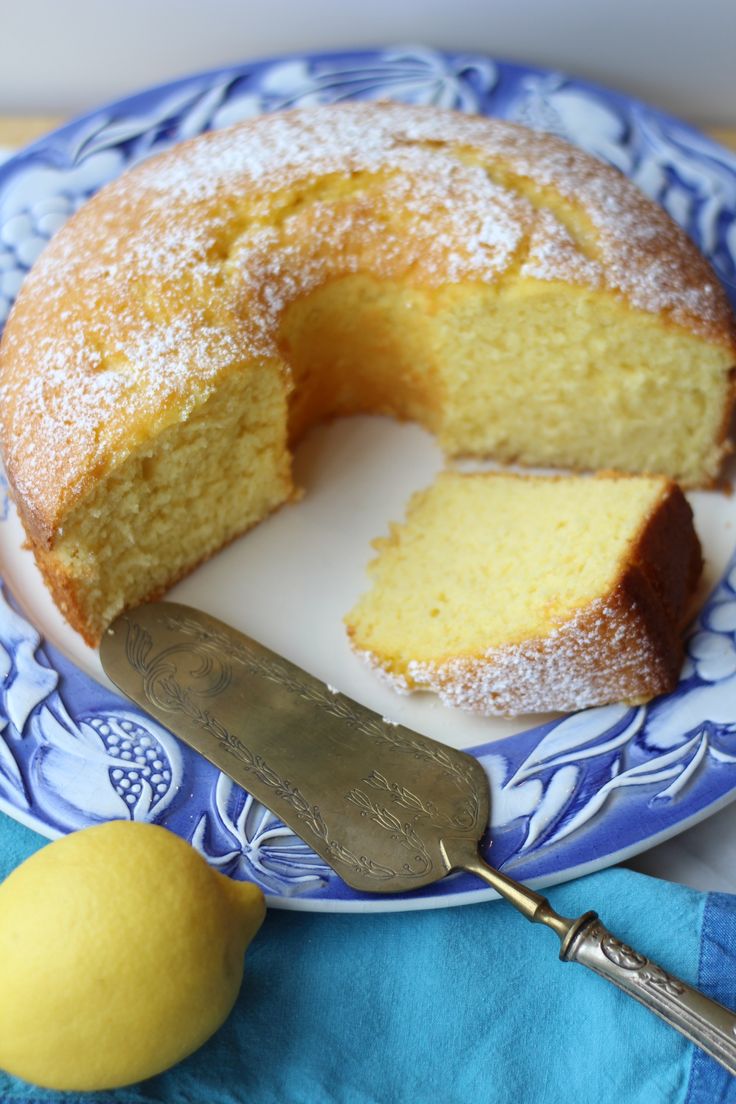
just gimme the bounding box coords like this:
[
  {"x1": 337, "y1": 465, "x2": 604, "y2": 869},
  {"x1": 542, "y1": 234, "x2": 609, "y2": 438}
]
[
  {"x1": 349, "y1": 477, "x2": 702, "y2": 716},
  {"x1": 1, "y1": 102, "x2": 735, "y2": 559}
]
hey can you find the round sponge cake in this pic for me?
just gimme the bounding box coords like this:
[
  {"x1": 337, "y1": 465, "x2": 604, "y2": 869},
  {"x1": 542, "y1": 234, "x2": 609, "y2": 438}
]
[{"x1": 0, "y1": 102, "x2": 734, "y2": 645}]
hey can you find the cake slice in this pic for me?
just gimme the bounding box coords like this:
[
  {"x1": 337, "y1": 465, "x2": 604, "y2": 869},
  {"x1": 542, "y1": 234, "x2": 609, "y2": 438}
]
[{"x1": 345, "y1": 471, "x2": 702, "y2": 716}]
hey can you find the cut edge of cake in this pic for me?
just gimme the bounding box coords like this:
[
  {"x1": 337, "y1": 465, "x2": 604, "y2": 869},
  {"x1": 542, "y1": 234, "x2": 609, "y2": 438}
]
[{"x1": 345, "y1": 471, "x2": 702, "y2": 717}]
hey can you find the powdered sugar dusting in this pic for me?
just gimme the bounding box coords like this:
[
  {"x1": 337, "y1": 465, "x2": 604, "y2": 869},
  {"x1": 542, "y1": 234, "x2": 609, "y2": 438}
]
[
  {"x1": 1, "y1": 102, "x2": 732, "y2": 535},
  {"x1": 355, "y1": 594, "x2": 668, "y2": 717},
  {"x1": 231, "y1": 167, "x2": 527, "y2": 358}
]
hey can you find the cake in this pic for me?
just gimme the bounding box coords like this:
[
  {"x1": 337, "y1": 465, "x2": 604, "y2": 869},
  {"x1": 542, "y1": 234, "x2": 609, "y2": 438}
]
[
  {"x1": 0, "y1": 102, "x2": 732, "y2": 646},
  {"x1": 345, "y1": 471, "x2": 702, "y2": 715}
]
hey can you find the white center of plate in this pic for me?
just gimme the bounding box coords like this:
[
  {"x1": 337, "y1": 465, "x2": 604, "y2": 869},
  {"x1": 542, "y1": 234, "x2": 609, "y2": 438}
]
[{"x1": 0, "y1": 415, "x2": 733, "y2": 751}]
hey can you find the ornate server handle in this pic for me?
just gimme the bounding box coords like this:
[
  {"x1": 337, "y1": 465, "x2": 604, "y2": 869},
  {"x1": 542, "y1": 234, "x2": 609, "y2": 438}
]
[
  {"x1": 561, "y1": 913, "x2": 736, "y2": 1075},
  {"x1": 461, "y1": 853, "x2": 736, "y2": 1075}
]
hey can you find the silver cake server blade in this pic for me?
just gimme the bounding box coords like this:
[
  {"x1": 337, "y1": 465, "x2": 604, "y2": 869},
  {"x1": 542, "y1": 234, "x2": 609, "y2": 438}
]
[{"x1": 100, "y1": 600, "x2": 736, "y2": 1075}]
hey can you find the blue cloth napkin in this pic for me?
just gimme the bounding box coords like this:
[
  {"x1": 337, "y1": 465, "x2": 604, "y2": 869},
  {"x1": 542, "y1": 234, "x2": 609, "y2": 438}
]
[{"x1": 1, "y1": 815, "x2": 735, "y2": 1104}]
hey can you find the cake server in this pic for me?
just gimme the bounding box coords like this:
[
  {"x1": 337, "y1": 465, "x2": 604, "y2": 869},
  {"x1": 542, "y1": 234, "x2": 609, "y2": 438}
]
[{"x1": 100, "y1": 600, "x2": 736, "y2": 1075}]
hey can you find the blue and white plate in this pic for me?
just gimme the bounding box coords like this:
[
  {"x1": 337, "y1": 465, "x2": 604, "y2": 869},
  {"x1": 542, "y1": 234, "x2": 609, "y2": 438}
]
[{"x1": 1, "y1": 47, "x2": 735, "y2": 911}]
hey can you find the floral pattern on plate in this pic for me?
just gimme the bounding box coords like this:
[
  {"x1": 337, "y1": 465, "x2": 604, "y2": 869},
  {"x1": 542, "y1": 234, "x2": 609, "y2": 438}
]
[{"x1": 0, "y1": 47, "x2": 735, "y2": 909}]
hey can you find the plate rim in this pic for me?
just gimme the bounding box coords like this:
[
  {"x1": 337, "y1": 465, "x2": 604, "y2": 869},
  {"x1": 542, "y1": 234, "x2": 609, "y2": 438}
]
[{"x1": 1, "y1": 43, "x2": 735, "y2": 911}]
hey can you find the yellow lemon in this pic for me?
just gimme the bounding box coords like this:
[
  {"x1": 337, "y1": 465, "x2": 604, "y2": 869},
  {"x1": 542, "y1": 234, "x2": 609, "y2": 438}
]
[{"x1": 0, "y1": 820, "x2": 265, "y2": 1090}]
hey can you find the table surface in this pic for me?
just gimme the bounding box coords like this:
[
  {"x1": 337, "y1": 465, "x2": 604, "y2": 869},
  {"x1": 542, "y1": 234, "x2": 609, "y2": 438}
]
[{"x1": 1, "y1": 114, "x2": 735, "y2": 896}]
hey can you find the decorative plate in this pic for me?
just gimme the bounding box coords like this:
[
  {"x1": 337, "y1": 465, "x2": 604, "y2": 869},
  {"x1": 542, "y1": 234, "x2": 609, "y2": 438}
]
[{"x1": 1, "y1": 47, "x2": 735, "y2": 912}]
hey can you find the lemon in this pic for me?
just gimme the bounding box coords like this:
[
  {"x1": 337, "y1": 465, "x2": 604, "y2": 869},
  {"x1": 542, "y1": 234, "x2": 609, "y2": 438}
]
[{"x1": 0, "y1": 820, "x2": 265, "y2": 1090}]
